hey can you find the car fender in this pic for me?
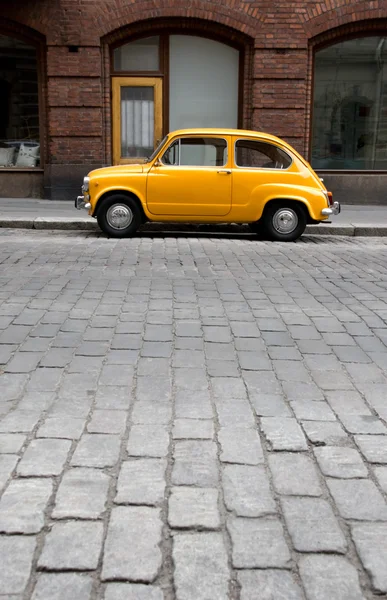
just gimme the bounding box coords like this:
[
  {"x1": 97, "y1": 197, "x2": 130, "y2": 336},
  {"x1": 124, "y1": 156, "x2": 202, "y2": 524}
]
[
  {"x1": 249, "y1": 184, "x2": 326, "y2": 222},
  {"x1": 91, "y1": 184, "x2": 150, "y2": 218}
]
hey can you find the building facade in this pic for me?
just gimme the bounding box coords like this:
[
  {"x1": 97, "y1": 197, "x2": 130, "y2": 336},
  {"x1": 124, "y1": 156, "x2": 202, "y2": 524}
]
[{"x1": 0, "y1": 0, "x2": 386, "y2": 202}]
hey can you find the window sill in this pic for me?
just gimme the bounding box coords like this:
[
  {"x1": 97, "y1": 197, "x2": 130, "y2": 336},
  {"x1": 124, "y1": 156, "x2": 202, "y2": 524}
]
[{"x1": 0, "y1": 167, "x2": 43, "y2": 173}]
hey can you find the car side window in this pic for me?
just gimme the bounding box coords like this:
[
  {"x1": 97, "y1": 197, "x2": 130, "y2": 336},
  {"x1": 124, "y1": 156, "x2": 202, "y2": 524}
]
[
  {"x1": 162, "y1": 137, "x2": 227, "y2": 167},
  {"x1": 235, "y1": 139, "x2": 292, "y2": 169}
]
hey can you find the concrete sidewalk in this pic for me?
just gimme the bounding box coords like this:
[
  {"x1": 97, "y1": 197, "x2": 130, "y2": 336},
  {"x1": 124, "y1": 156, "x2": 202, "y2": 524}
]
[{"x1": 0, "y1": 198, "x2": 386, "y2": 235}]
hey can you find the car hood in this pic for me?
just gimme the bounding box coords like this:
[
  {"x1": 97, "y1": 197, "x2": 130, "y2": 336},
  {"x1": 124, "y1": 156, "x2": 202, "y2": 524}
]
[{"x1": 88, "y1": 163, "x2": 145, "y2": 179}]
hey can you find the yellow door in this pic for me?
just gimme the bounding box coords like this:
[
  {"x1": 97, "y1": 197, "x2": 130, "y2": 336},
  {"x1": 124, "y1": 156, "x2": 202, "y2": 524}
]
[
  {"x1": 147, "y1": 135, "x2": 232, "y2": 216},
  {"x1": 112, "y1": 77, "x2": 163, "y2": 165}
]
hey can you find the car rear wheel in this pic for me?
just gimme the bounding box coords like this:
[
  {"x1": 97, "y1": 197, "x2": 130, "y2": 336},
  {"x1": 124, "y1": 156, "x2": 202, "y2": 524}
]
[
  {"x1": 262, "y1": 202, "x2": 307, "y2": 242},
  {"x1": 97, "y1": 195, "x2": 141, "y2": 238}
]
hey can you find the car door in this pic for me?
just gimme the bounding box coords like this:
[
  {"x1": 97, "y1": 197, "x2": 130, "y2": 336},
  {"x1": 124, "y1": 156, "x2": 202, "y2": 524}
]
[
  {"x1": 146, "y1": 135, "x2": 232, "y2": 216},
  {"x1": 231, "y1": 136, "x2": 296, "y2": 221}
]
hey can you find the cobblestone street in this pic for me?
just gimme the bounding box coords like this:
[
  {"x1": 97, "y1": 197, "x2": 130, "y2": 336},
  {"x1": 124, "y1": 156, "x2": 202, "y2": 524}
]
[{"x1": 1, "y1": 229, "x2": 387, "y2": 599}]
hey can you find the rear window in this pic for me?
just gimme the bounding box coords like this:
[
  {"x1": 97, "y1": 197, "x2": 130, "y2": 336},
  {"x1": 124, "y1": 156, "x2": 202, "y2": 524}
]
[{"x1": 235, "y1": 139, "x2": 292, "y2": 170}]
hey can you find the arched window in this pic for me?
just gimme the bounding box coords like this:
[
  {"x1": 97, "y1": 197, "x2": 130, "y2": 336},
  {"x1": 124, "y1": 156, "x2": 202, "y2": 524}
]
[
  {"x1": 111, "y1": 34, "x2": 240, "y2": 164},
  {"x1": 312, "y1": 36, "x2": 387, "y2": 170},
  {"x1": 0, "y1": 34, "x2": 40, "y2": 168}
]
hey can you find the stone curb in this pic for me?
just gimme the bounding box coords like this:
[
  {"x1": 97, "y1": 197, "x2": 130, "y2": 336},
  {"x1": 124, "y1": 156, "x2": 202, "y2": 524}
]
[{"x1": 0, "y1": 216, "x2": 386, "y2": 236}]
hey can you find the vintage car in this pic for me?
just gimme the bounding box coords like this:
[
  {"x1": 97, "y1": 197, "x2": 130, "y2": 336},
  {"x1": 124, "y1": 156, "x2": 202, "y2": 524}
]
[{"x1": 75, "y1": 128, "x2": 340, "y2": 241}]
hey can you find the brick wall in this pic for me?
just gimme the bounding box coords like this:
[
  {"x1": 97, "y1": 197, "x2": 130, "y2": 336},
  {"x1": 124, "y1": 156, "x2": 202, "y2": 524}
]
[{"x1": 1, "y1": 0, "x2": 387, "y2": 196}]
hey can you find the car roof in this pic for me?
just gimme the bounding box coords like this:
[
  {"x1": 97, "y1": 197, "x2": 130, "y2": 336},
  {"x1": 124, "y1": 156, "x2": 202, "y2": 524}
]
[{"x1": 168, "y1": 128, "x2": 291, "y2": 148}]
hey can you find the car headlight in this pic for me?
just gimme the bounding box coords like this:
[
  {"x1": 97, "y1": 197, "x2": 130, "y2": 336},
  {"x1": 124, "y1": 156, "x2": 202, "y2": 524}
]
[{"x1": 82, "y1": 176, "x2": 90, "y2": 193}]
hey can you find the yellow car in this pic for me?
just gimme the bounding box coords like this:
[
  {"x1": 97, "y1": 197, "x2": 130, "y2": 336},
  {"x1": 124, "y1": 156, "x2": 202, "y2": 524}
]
[{"x1": 75, "y1": 128, "x2": 340, "y2": 242}]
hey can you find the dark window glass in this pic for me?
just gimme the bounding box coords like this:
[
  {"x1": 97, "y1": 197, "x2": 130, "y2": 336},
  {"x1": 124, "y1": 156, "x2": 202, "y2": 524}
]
[
  {"x1": 235, "y1": 140, "x2": 292, "y2": 169},
  {"x1": 312, "y1": 37, "x2": 387, "y2": 170},
  {"x1": 162, "y1": 137, "x2": 227, "y2": 166},
  {"x1": 0, "y1": 35, "x2": 40, "y2": 167}
]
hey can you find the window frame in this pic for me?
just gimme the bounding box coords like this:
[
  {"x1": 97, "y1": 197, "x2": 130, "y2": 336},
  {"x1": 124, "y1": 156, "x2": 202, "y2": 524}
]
[
  {"x1": 160, "y1": 136, "x2": 229, "y2": 168},
  {"x1": 233, "y1": 138, "x2": 293, "y2": 171}
]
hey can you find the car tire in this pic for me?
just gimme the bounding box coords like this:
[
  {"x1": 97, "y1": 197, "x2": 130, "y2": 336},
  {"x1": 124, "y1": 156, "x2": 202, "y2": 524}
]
[
  {"x1": 97, "y1": 195, "x2": 141, "y2": 238},
  {"x1": 262, "y1": 202, "x2": 307, "y2": 242}
]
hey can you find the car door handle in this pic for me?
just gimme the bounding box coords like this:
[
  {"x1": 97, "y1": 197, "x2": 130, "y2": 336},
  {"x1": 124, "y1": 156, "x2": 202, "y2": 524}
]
[{"x1": 217, "y1": 170, "x2": 231, "y2": 175}]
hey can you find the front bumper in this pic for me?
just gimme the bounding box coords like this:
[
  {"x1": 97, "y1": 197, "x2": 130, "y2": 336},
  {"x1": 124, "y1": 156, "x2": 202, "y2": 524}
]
[
  {"x1": 75, "y1": 195, "x2": 91, "y2": 211},
  {"x1": 321, "y1": 201, "x2": 340, "y2": 216}
]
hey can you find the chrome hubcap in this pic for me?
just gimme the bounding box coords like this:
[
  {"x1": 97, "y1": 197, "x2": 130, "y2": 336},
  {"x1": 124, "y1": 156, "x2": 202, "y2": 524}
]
[
  {"x1": 106, "y1": 204, "x2": 133, "y2": 230},
  {"x1": 272, "y1": 208, "x2": 298, "y2": 234}
]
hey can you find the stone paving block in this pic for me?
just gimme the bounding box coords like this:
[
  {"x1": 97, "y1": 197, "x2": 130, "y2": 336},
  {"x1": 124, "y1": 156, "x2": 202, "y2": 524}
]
[
  {"x1": 173, "y1": 419, "x2": 213, "y2": 439},
  {"x1": 0, "y1": 325, "x2": 31, "y2": 345},
  {"x1": 339, "y1": 414, "x2": 387, "y2": 434},
  {"x1": 38, "y1": 521, "x2": 103, "y2": 571},
  {"x1": 345, "y1": 362, "x2": 386, "y2": 384},
  {"x1": 299, "y1": 555, "x2": 364, "y2": 600},
  {"x1": 87, "y1": 410, "x2": 127, "y2": 435},
  {"x1": 237, "y1": 351, "x2": 271, "y2": 371},
  {"x1": 99, "y1": 365, "x2": 134, "y2": 387},
  {"x1": 211, "y1": 377, "x2": 248, "y2": 399},
  {"x1": 311, "y1": 370, "x2": 355, "y2": 391},
  {"x1": 95, "y1": 386, "x2": 132, "y2": 410},
  {"x1": 0, "y1": 478, "x2": 52, "y2": 533},
  {"x1": 115, "y1": 459, "x2": 166, "y2": 506},
  {"x1": 173, "y1": 350, "x2": 205, "y2": 368},
  {"x1": 144, "y1": 325, "x2": 173, "y2": 342},
  {"x1": 282, "y1": 497, "x2": 347, "y2": 553},
  {"x1": 17, "y1": 438, "x2": 71, "y2": 476},
  {"x1": 244, "y1": 371, "x2": 282, "y2": 395},
  {"x1": 17, "y1": 391, "x2": 56, "y2": 412},
  {"x1": 332, "y1": 345, "x2": 372, "y2": 363},
  {"x1": 175, "y1": 390, "x2": 213, "y2": 419},
  {"x1": 250, "y1": 393, "x2": 291, "y2": 417},
  {"x1": 141, "y1": 341, "x2": 173, "y2": 357},
  {"x1": 373, "y1": 466, "x2": 387, "y2": 493},
  {"x1": 102, "y1": 506, "x2": 162, "y2": 582},
  {"x1": 131, "y1": 400, "x2": 172, "y2": 425},
  {"x1": 127, "y1": 424, "x2": 169, "y2": 457},
  {"x1": 37, "y1": 416, "x2": 85, "y2": 439},
  {"x1": 231, "y1": 322, "x2": 260, "y2": 338},
  {"x1": 273, "y1": 360, "x2": 312, "y2": 382},
  {"x1": 175, "y1": 321, "x2": 202, "y2": 337},
  {"x1": 290, "y1": 400, "x2": 336, "y2": 422},
  {"x1": 39, "y1": 348, "x2": 74, "y2": 368},
  {"x1": 0, "y1": 454, "x2": 18, "y2": 491},
  {"x1": 105, "y1": 349, "x2": 139, "y2": 365},
  {"x1": 205, "y1": 342, "x2": 237, "y2": 360},
  {"x1": 207, "y1": 359, "x2": 240, "y2": 377},
  {"x1": 53, "y1": 468, "x2": 110, "y2": 519},
  {"x1": 0, "y1": 344, "x2": 16, "y2": 364},
  {"x1": 173, "y1": 532, "x2": 229, "y2": 600},
  {"x1": 325, "y1": 390, "x2": 372, "y2": 416},
  {"x1": 260, "y1": 417, "x2": 308, "y2": 451},
  {"x1": 227, "y1": 516, "x2": 291, "y2": 569},
  {"x1": 71, "y1": 434, "x2": 121, "y2": 468},
  {"x1": 314, "y1": 446, "x2": 368, "y2": 479},
  {"x1": 215, "y1": 398, "x2": 256, "y2": 427},
  {"x1": 5, "y1": 351, "x2": 43, "y2": 373},
  {"x1": 351, "y1": 522, "x2": 387, "y2": 593},
  {"x1": 203, "y1": 326, "x2": 232, "y2": 344},
  {"x1": 137, "y1": 358, "x2": 170, "y2": 377},
  {"x1": 327, "y1": 478, "x2": 387, "y2": 521},
  {"x1": 0, "y1": 535, "x2": 36, "y2": 594},
  {"x1": 222, "y1": 464, "x2": 276, "y2": 517},
  {"x1": 27, "y1": 367, "x2": 62, "y2": 391},
  {"x1": 32, "y1": 573, "x2": 93, "y2": 600},
  {"x1": 238, "y1": 570, "x2": 303, "y2": 600},
  {"x1": 0, "y1": 373, "x2": 28, "y2": 402},
  {"x1": 136, "y1": 376, "x2": 172, "y2": 402},
  {"x1": 282, "y1": 381, "x2": 324, "y2": 401},
  {"x1": 104, "y1": 584, "x2": 164, "y2": 600},
  {"x1": 172, "y1": 440, "x2": 218, "y2": 487},
  {"x1": 168, "y1": 487, "x2": 220, "y2": 529},
  {"x1": 268, "y1": 453, "x2": 322, "y2": 496},
  {"x1": 175, "y1": 337, "x2": 204, "y2": 351},
  {"x1": 218, "y1": 427, "x2": 264, "y2": 464},
  {"x1": 0, "y1": 433, "x2": 26, "y2": 453}
]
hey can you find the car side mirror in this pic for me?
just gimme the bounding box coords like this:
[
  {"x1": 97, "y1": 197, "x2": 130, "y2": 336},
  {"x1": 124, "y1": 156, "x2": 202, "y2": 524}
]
[{"x1": 154, "y1": 159, "x2": 163, "y2": 167}]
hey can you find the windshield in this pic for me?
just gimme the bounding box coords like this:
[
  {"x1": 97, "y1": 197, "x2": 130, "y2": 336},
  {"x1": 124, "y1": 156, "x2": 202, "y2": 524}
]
[{"x1": 144, "y1": 136, "x2": 168, "y2": 163}]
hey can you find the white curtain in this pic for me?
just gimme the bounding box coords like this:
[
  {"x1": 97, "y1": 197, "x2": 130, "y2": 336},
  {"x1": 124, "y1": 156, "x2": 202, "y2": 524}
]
[{"x1": 121, "y1": 88, "x2": 154, "y2": 157}]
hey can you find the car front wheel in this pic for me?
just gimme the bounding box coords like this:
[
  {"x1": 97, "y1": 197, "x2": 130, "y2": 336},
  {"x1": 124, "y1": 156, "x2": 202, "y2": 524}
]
[
  {"x1": 97, "y1": 195, "x2": 141, "y2": 238},
  {"x1": 262, "y1": 202, "x2": 307, "y2": 242}
]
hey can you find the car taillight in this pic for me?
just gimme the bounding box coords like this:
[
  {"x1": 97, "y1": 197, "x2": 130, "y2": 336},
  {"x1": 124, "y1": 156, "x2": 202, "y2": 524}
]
[{"x1": 327, "y1": 192, "x2": 333, "y2": 206}]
